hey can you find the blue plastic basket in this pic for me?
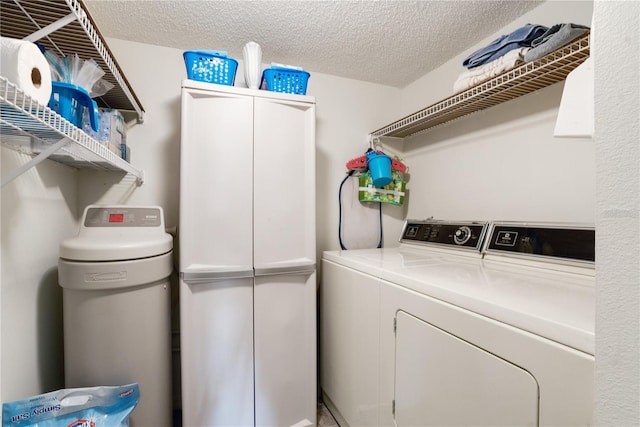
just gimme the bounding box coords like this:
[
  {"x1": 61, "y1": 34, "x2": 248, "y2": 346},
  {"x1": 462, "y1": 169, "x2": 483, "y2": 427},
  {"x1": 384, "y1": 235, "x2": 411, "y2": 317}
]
[
  {"x1": 183, "y1": 50, "x2": 238, "y2": 85},
  {"x1": 261, "y1": 67, "x2": 310, "y2": 95},
  {"x1": 48, "y1": 82, "x2": 99, "y2": 131}
]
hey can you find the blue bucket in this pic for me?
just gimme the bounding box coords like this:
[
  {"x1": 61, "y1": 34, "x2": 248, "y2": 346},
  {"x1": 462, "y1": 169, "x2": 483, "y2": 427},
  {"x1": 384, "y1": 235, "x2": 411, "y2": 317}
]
[
  {"x1": 48, "y1": 82, "x2": 99, "y2": 131},
  {"x1": 367, "y1": 151, "x2": 392, "y2": 187}
]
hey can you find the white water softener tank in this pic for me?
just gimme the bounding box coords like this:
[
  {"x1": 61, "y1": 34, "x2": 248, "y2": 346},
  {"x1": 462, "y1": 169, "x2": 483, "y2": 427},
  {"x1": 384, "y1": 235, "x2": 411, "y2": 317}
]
[{"x1": 59, "y1": 205, "x2": 173, "y2": 426}]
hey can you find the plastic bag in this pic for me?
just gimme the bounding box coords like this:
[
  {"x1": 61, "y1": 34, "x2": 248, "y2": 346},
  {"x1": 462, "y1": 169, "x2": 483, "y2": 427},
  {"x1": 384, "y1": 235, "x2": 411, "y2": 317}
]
[
  {"x1": 2, "y1": 383, "x2": 139, "y2": 427},
  {"x1": 73, "y1": 56, "x2": 103, "y2": 92},
  {"x1": 90, "y1": 78, "x2": 115, "y2": 98},
  {"x1": 43, "y1": 51, "x2": 68, "y2": 83},
  {"x1": 44, "y1": 51, "x2": 114, "y2": 97}
]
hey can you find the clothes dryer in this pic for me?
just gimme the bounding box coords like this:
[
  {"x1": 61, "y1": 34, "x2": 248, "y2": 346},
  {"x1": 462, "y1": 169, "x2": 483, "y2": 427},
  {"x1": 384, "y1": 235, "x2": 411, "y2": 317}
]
[{"x1": 320, "y1": 220, "x2": 595, "y2": 427}]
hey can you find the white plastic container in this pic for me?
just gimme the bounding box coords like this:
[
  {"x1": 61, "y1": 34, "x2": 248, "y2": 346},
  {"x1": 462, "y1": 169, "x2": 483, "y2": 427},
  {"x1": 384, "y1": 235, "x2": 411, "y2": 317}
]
[{"x1": 243, "y1": 41, "x2": 262, "y2": 89}]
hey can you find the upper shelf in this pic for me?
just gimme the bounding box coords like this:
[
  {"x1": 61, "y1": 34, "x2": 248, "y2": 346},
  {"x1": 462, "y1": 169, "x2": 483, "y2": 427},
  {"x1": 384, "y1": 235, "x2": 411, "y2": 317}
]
[
  {"x1": 1, "y1": 76, "x2": 144, "y2": 184},
  {"x1": 0, "y1": 0, "x2": 144, "y2": 122},
  {"x1": 371, "y1": 35, "x2": 590, "y2": 139}
]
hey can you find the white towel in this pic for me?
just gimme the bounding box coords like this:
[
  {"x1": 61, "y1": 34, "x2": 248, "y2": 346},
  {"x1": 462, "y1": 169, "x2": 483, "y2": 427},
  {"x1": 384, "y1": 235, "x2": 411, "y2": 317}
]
[{"x1": 453, "y1": 47, "x2": 530, "y2": 93}]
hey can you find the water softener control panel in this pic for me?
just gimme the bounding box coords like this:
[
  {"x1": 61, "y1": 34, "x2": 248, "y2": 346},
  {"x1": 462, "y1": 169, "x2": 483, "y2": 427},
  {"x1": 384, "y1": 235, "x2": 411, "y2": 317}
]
[
  {"x1": 59, "y1": 205, "x2": 172, "y2": 262},
  {"x1": 84, "y1": 206, "x2": 163, "y2": 228}
]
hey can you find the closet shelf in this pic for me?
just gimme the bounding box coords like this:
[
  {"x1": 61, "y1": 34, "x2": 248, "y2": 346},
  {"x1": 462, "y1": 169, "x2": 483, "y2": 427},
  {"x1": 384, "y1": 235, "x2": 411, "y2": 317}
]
[
  {"x1": 1, "y1": 0, "x2": 145, "y2": 186},
  {"x1": 0, "y1": 0, "x2": 144, "y2": 122},
  {"x1": 1, "y1": 76, "x2": 144, "y2": 185},
  {"x1": 371, "y1": 35, "x2": 590, "y2": 139}
]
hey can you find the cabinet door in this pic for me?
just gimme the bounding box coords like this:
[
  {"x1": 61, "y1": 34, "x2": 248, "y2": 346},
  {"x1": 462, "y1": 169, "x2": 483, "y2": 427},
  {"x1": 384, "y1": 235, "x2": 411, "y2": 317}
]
[
  {"x1": 253, "y1": 97, "x2": 316, "y2": 270},
  {"x1": 180, "y1": 88, "x2": 254, "y2": 274},
  {"x1": 180, "y1": 277, "x2": 254, "y2": 427},
  {"x1": 254, "y1": 271, "x2": 317, "y2": 427},
  {"x1": 394, "y1": 311, "x2": 539, "y2": 426}
]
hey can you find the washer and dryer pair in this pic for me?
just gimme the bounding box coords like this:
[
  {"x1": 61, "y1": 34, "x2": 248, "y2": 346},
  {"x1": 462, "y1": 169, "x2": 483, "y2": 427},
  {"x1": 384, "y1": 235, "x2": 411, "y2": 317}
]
[{"x1": 320, "y1": 219, "x2": 595, "y2": 427}]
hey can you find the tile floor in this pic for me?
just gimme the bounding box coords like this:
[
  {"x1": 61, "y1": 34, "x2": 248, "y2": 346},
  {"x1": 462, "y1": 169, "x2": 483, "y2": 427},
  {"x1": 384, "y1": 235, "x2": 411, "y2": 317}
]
[
  {"x1": 317, "y1": 399, "x2": 339, "y2": 427},
  {"x1": 173, "y1": 401, "x2": 339, "y2": 426}
]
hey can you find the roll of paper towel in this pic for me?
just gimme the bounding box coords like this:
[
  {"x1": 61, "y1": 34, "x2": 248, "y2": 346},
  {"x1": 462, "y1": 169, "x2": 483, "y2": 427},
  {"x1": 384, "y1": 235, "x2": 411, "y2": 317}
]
[{"x1": 1, "y1": 37, "x2": 52, "y2": 105}]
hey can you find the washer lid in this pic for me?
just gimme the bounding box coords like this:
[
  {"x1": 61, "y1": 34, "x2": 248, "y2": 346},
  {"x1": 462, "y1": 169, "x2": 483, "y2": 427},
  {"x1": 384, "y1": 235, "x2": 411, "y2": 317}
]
[{"x1": 59, "y1": 205, "x2": 174, "y2": 261}]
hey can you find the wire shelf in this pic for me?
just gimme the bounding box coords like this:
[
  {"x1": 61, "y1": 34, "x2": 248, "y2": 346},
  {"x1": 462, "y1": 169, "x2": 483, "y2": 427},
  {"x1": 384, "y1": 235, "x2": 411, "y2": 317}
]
[
  {"x1": 0, "y1": 0, "x2": 144, "y2": 122},
  {"x1": 1, "y1": 76, "x2": 144, "y2": 182},
  {"x1": 371, "y1": 35, "x2": 590, "y2": 139}
]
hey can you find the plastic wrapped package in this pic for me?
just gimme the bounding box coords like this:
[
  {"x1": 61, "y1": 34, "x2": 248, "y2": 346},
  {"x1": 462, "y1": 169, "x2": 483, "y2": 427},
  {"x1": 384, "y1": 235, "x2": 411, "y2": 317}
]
[
  {"x1": 2, "y1": 383, "x2": 140, "y2": 427},
  {"x1": 82, "y1": 108, "x2": 127, "y2": 160}
]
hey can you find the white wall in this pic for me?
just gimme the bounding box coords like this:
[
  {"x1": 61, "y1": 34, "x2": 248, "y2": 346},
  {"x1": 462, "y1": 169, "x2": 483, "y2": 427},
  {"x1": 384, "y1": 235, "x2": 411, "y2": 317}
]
[
  {"x1": 593, "y1": 2, "x2": 640, "y2": 425},
  {"x1": 76, "y1": 39, "x2": 184, "y2": 230},
  {"x1": 311, "y1": 73, "x2": 401, "y2": 253},
  {"x1": 393, "y1": 1, "x2": 595, "y2": 226},
  {"x1": 0, "y1": 150, "x2": 77, "y2": 401}
]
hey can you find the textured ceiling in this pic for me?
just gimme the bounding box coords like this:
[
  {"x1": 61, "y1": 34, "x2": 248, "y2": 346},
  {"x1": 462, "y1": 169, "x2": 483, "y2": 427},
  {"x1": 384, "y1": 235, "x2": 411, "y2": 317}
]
[{"x1": 84, "y1": 0, "x2": 543, "y2": 88}]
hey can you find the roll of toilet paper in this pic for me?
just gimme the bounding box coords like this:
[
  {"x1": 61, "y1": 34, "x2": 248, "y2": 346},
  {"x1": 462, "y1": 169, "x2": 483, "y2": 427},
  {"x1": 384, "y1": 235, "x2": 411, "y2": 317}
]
[{"x1": 0, "y1": 37, "x2": 52, "y2": 105}]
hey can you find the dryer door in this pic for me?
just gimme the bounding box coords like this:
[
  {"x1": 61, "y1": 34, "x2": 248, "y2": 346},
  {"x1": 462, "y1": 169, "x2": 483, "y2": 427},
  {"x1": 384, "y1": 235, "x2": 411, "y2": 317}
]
[{"x1": 394, "y1": 311, "x2": 538, "y2": 426}]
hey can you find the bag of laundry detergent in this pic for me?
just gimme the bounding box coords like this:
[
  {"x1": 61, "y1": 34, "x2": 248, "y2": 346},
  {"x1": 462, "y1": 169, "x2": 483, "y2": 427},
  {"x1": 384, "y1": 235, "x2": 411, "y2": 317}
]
[{"x1": 2, "y1": 383, "x2": 139, "y2": 427}]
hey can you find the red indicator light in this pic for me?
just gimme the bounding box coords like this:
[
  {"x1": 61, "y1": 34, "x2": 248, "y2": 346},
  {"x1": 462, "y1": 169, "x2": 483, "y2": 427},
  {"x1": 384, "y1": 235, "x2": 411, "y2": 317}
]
[{"x1": 109, "y1": 213, "x2": 124, "y2": 223}]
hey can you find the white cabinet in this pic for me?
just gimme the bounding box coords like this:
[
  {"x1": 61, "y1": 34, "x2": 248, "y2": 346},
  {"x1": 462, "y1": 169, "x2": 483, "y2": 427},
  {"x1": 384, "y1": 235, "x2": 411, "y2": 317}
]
[
  {"x1": 252, "y1": 92, "x2": 316, "y2": 427},
  {"x1": 253, "y1": 97, "x2": 316, "y2": 271},
  {"x1": 180, "y1": 80, "x2": 317, "y2": 427},
  {"x1": 254, "y1": 271, "x2": 317, "y2": 426},
  {"x1": 179, "y1": 89, "x2": 254, "y2": 273},
  {"x1": 179, "y1": 88, "x2": 255, "y2": 425},
  {"x1": 179, "y1": 276, "x2": 255, "y2": 426}
]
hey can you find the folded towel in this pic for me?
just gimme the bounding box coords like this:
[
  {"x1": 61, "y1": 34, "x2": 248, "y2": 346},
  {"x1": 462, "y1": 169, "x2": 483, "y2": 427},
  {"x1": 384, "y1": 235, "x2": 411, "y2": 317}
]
[
  {"x1": 454, "y1": 47, "x2": 530, "y2": 93},
  {"x1": 463, "y1": 23, "x2": 548, "y2": 69},
  {"x1": 524, "y1": 23, "x2": 590, "y2": 62}
]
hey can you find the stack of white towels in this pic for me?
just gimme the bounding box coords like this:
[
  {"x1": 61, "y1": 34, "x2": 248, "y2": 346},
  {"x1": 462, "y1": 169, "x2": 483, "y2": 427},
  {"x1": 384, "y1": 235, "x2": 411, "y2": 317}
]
[
  {"x1": 453, "y1": 46, "x2": 531, "y2": 93},
  {"x1": 454, "y1": 23, "x2": 590, "y2": 93}
]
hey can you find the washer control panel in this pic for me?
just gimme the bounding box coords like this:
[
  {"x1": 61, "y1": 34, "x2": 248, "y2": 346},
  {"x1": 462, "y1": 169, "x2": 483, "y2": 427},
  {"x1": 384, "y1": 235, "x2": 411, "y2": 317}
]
[
  {"x1": 401, "y1": 220, "x2": 489, "y2": 251},
  {"x1": 454, "y1": 226, "x2": 472, "y2": 245},
  {"x1": 485, "y1": 223, "x2": 595, "y2": 263}
]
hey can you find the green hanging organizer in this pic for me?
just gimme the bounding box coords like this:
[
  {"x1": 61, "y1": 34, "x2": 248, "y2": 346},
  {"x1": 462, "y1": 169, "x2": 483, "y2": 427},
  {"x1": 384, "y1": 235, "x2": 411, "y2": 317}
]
[{"x1": 358, "y1": 169, "x2": 407, "y2": 206}]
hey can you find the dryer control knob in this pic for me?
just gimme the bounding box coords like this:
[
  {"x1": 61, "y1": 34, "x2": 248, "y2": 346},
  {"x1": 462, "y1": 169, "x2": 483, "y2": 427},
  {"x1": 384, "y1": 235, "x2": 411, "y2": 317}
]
[{"x1": 454, "y1": 226, "x2": 472, "y2": 245}]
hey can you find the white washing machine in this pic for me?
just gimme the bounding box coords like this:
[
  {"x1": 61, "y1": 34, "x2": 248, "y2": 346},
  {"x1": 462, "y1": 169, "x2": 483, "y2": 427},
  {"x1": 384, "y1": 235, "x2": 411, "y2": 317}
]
[{"x1": 320, "y1": 220, "x2": 595, "y2": 427}]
